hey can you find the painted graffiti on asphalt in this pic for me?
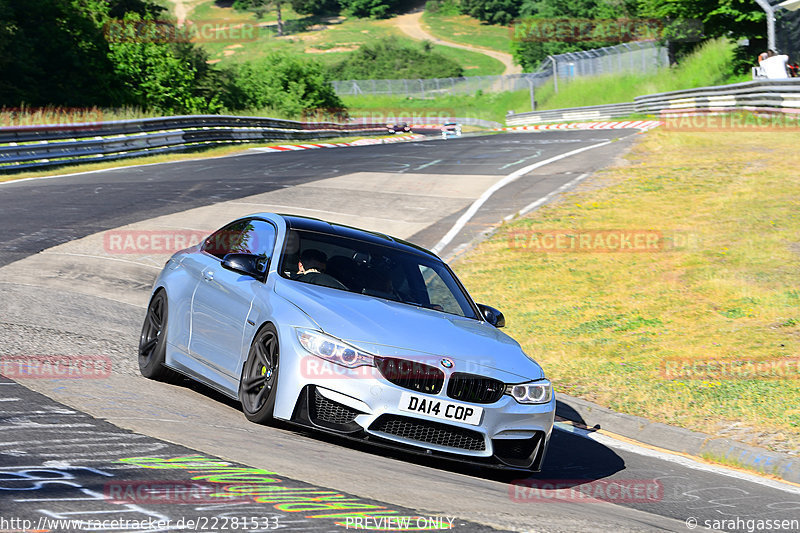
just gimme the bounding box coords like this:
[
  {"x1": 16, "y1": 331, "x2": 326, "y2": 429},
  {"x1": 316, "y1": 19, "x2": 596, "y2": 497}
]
[
  {"x1": 119, "y1": 455, "x2": 456, "y2": 530},
  {"x1": 0, "y1": 379, "x2": 465, "y2": 531}
]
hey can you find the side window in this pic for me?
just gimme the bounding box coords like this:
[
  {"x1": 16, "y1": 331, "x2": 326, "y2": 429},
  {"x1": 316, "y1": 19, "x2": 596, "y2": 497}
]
[
  {"x1": 240, "y1": 220, "x2": 277, "y2": 258},
  {"x1": 203, "y1": 220, "x2": 248, "y2": 260},
  {"x1": 203, "y1": 219, "x2": 276, "y2": 262}
]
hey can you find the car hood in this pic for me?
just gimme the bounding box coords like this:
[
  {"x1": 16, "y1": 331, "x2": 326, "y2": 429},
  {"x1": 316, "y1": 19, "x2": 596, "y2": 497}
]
[{"x1": 274, "y1": 279, "x2": 543, "y2": 381}]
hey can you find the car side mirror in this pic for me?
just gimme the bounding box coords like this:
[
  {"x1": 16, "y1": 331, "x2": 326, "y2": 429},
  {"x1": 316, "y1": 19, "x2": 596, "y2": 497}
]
[
  {"x1": 221, "y1": 253, "x2": 267, "y2": 279},
  {"x1": 477, "y1": 303, "x2": 505, "y2": 328}
]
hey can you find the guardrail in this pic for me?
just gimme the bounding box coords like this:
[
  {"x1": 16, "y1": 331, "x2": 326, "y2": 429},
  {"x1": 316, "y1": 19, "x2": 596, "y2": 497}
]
[
  {"x1": 0, "y1": 115, "x2": 388, "y2": 171},
  {"x1": 633, "y1": 79, "x2": 800, "y2": 114},
  {"x1": 505, "y1": 102, "x2": 636, "y2": 125}
]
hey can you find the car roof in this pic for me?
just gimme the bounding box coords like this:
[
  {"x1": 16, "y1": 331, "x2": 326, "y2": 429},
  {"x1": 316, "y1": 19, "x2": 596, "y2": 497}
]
[{"x1": 277, "y1": 214, "x2": 440, "y2": 260}]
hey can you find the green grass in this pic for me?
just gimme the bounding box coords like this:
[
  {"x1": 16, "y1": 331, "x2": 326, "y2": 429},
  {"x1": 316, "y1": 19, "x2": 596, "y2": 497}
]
[
  {"x1": 421, "y1": 10, "x2": 513, "y2": 54},
  {"x1": 432, "y1": 45, "x2": 505, "y2": 76},
  {"x1": 452, "y1": 129, "x2": 800, "y2": 451},
  {"x1": 186, "y1": 2, "x2": 502, "y2": 75},
  {"x1": 340, "y1": 38, "x2": 751, "y2": 118},
  {"x1": 199, "y1": 14, "x2": 365, "y2": 66},
  {"x1": 189, "y1": 0, "x2": 260, "y2": 23},
  {"x1": 534, "y1": 38, "x2": 751, "y2": 111},
  {"x1": 343, "y1": 90, "x2": 531, "y2": 123}
]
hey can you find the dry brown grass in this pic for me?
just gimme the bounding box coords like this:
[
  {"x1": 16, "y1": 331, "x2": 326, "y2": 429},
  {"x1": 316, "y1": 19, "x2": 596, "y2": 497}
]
[{"x1": 454, "y1": 129, "x2": 800, "y2": 451}]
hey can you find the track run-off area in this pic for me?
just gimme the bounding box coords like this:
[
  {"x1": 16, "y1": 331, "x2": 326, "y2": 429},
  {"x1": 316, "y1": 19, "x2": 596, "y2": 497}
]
[{"x1": 1, "y1": 131, "x2": 798, "y2": 533}]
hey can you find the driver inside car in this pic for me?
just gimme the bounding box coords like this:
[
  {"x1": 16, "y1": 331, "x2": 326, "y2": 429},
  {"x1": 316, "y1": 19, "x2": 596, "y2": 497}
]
[{"x1": 295, "y1": 249, "x2": 347, "y2": 290}]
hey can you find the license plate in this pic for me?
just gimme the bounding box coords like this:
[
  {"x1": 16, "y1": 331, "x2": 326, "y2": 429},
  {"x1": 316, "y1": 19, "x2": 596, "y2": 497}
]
[{"x1": 399, "y1": 392, "x2": 483, "y2": 426}]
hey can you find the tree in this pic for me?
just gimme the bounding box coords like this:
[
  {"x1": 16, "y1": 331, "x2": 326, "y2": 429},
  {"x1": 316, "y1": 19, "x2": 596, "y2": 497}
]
[
  {"x1": 0, "y1": 0, "x2": 120, "y2": 107},
  {"x1": 460, "y1": 0, "x2": 521, "y2": 25},
  {"x1": 511, "y1": 0, "x2": 641, "y2": 70},
  {"x1": 107, "y1": 13, "x2": 219, "y2": 113},
  {"x1": 290, "y1": 0, "x2": 340, "y2": 15},
  {"x1": 338, "y1": 0, "x2": 403, "y2": 18},
  {"x1": 233, "y1": 53, "x2": 344, "y2": 116},
  {"x1": 638, "y1": 0, "x2": 766, "y2": 65},
  {"x1": 234, "y1": 0, "x2": 285, "y2": 35}
]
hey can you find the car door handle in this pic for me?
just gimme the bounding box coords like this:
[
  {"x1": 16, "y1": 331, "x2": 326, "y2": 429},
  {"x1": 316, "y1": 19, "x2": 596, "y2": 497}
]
[{"x1": 203, "y1": 271, "x2": 214, "y2": 281}]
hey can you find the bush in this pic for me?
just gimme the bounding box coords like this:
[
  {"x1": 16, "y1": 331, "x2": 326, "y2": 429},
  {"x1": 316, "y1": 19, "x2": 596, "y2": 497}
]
[
  {"x1": 328, "y1": 38, "x2": 464, "y2": 79},
  {"x1": 459, "y1": 0, "x2": 519, "y2": 25},
  {"x1": 107, "y1": 13, "x2": 224, "y2": 114},
  {"x1": 339, "y1": 0, "x2": 402, "y2": 18},
  {"x1": 425, "y1": 0, "x2": 461, "y2": 15},
  {"x1": 233, "y1": 53, "x2": 344, "y2": 116},
  {"x1": 291, "y1": 0, "x2": 341, "y2": 15}
]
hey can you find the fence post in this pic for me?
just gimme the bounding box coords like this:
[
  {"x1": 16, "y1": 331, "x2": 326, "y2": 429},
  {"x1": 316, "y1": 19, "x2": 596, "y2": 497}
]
[
  {"x1": 548, "y1": 56, "x2": 558, "y2": 94},
  {"x1": 527, "y1": 77, "x2": 535, "y2": 111}
]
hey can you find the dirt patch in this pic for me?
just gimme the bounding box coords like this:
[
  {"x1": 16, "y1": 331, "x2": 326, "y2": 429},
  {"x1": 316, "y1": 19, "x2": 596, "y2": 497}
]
[
  {"x1": 712, "y1": 420, "x2": 800, "y2": 456},
  {"x1": 306, "y1": 45, "x2": 360, "y2": 53}
]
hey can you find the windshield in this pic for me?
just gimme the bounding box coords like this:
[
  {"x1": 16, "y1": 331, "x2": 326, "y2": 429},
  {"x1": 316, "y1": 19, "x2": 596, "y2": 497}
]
[{"x1": 279, "y1": 229, "x2": 478, "y2": 319}]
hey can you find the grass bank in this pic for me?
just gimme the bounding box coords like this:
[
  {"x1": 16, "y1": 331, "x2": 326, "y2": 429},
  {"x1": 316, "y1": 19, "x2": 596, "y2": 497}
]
[
  {"x1": 343, "y1": 90, "x2": 530, "y2": 123},
  {"x1": 185, "y1": 1, "x2": 503, "y2": 75},
  {"x1": 534, "y1": 38, "x2": 750, "y2": 110},
  {"x1": 453, "y1": 129, "x2": 800, "y2": 455},
  {"x1": 342, "y1": 39, "x2": 750, "y2": 118},
  {"x1": 421, "y1": 9, "x2": 512, "y2": 55}
]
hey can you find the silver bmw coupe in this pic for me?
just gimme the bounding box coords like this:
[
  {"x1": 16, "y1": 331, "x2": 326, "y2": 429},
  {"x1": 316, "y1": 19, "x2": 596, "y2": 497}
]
[{"x1": 139, "y1": 213, "x2": 555, "y2": 470}]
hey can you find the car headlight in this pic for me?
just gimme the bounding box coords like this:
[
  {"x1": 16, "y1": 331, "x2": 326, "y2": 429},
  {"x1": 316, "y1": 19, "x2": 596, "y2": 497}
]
[
  {"x1": 295, "y1": 329, "x2": 374, "y2": 369},
  {"x1": 505, "y1": 380, "x2": 552, "y2": 404}
]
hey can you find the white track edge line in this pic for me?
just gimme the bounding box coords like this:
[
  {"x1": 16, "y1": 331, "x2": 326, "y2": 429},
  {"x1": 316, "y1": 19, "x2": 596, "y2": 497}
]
[{"x1": 430, "y1": 140, "x2": 612, "y2": 254}]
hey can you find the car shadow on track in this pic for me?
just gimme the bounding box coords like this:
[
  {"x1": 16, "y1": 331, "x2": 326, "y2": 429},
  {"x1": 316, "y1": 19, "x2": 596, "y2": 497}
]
[{"x1": 175, "y1": 378, "x2": 625, "y2": 487}]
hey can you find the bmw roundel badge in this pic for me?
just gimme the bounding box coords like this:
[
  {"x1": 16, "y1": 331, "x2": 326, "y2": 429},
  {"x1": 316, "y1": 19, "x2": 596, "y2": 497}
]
[{"x1": 440, "y1": 358, "x2": 454, "y2": 369}]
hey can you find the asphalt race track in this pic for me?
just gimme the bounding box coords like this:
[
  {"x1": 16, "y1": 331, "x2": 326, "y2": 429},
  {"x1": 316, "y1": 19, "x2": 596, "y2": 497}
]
[{"x1": 1, "y1": 131, "x2": 799, "y2": 533}]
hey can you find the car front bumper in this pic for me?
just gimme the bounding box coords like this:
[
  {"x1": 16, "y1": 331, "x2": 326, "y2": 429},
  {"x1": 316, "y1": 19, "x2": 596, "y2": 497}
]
[{"x1": 275, "y1": 329, "x2": 555, "y2": 470}]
